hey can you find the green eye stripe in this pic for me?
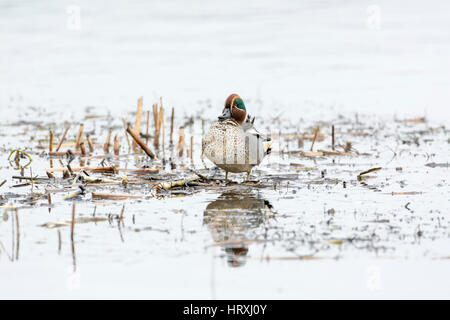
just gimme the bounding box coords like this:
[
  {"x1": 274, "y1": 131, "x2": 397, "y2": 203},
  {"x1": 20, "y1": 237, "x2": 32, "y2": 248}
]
[{"x1": 234, "y1": 98, "x2": 246, "y2": 111}]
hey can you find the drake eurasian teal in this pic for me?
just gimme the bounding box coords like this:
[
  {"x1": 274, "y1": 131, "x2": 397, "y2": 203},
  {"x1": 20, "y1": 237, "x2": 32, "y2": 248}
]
[{"x1": 201, "y1": 94, "x2": 272, "y2": 180}]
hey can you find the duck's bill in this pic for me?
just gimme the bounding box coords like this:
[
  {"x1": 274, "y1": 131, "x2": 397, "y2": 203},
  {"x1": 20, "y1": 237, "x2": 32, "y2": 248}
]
[{"x1": 218, "y1": 107, "x2": 232, "y2": 121}]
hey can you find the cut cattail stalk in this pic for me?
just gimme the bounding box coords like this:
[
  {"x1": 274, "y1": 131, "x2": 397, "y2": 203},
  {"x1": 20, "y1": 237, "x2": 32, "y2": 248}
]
[
  {"x1": 126, "y1": 126, "x2": 156, "y2": 159},
  {"x1": 49, "y1": 131, "x2": 53, "y2": 152},
  {"x1": 114, "y1": 134, "x2": 120, "y2": 155},
  {"x1": 331, "y1": 125, "x2": 335, "y2": 151},
  {"x1": 170, "y1": 107, "x2": 174, "y2": 145},
  {"x1": 132, "y1": 97, "x2": 143, "y2": 152},
  {"x1": 75, "y1": 124, "x2": 84, "y2": 151},
  {"x1": 152, "y1": 103, "x2": 159, "y2": 149},
  {"x1": 86, "y1": 134, "x2": 94, "y2": 152},
  {"x1": 177, "y1": 126, "x2": 185, "y2": 157},
  {"x1": 55, "y1": 126, "x2": 70, "y2": 152},
  {"x1": 104, "y1": 129, "x2": 111, "y2": 153},
  {"x1": 80, "y1": 142, "x2": 86, "y2": 155},
  {"x1": 310, "y1": 126, "x2": 320, "y2": 151}
]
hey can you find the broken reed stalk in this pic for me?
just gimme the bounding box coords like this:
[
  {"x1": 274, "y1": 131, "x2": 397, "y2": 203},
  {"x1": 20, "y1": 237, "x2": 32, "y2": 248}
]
[
  {"x1": 75, "y1": 124, "x2": 84, "y2": 151},
  {"x1": 358, "y1": 167, "x2": 382, "y2": 180},
  {"x1": 55, "y1": 126, "x2": 70, "y2": 152},
  {"x1": 177, "y1": 126, "x2": 185, "y2": 157},
  {"x1": 92, "y1": 192, "x2": 142, "y2": 200},
  {"x1": 104, "y1": 129, "x2": 111, "y2": 153},
  {"x1": 132, "y1": 97, "x2": 143, "y2": 152},
  {"x1": 86, "y1": 134, "x2": 94, "y2": 153},
  {"x1": 114, "y1": 134, "x2": 120, "y2": 155},
  {"x1": 170, "y1": 107, "x2": 174, "y2": 145},
  {"x1": 126, "y1": 126, "x2": 156, "y2": 159},
  {"x1": 310, "y1": 126, "x2": 320, "y2": 151},
  {"x1": 146, "y1": 110, "x2": 150, "y2": 146},
  {"x1": 49, "y1": 131, "x2": 53, "y2": 152},
  {"x1": 71, "y1": 202, "x2": 76, "y2": 242},
  {"x1": 331, "y1": 125, "x2": 335, "y2": 151},
  {"x1": 79, "y1": 142, "x2": 86, "y2": 156},
  {"x1": 0, "y1": 179, "x2": 7, "y2": 188},
  {"x1": 153, "y1": 101, "x2": 164, "y2": 150}
]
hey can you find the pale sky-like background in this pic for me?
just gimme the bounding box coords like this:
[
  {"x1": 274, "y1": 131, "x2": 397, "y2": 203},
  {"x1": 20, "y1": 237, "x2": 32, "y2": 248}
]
[{"x1": 1, "y1": 0, "x2": 449, "y2": 123}]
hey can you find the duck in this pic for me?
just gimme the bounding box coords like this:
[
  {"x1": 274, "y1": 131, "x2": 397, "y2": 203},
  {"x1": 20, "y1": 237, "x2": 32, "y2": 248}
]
[{"x1": 202, "y1": 94, "x2": 272, "y2": 180}]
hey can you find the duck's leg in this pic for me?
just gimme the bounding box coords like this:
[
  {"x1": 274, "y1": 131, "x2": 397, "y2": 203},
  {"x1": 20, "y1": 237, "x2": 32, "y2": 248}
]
[
  {"x1": 225, "y1": 171, "x2": 229, "y2": 181},
  {"x1": 246, "y1": 171, "x2": 251, "y2": 181}
]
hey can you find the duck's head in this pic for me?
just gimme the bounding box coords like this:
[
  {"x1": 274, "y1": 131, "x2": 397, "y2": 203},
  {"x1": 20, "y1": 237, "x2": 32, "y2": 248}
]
[{"x1": 218, "y1": 93, "x2": 246, "y2": 124}]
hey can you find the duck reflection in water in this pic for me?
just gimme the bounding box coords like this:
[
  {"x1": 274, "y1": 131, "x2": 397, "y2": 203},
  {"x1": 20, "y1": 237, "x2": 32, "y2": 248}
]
[{"x1": 203, "y1": 190, "x2": 275, "y2": 267}]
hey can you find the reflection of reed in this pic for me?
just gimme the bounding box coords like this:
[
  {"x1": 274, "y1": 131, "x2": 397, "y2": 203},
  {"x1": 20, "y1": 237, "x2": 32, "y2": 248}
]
[
  {"x1": 0, "y1": 209, "x2": 20, "y2": 261},
  {"x1": 203, "y1": 191, "x2": 273, "y2": 267},
  {"x1": 14, "y1": 209, "x2": 20, "y2": 260},
  {"x1": 71, "y1": 203, "x2": 77, "y2": 272}
]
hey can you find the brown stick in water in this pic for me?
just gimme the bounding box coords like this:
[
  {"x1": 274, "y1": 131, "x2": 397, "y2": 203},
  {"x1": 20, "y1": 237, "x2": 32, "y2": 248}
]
[
  {"x1": 86, "y1": 134, "x2": 94, "y2": 153},
  {"x1": 55, "y1": 126, "x2": 70, "y2": 152},
  {"x1": 126, "y1": 126, "x2": 156, "y2": 159},
  {"x1": 104, "y1": 129, "x2": 111, "y2": 153},
  {"x1": 132, "y1": 97, "x2": 143, "y2": 152},
  {"x1": 170, "y1": 107, "x2": 174, "y2": 146},
  {"x1": 49, "y1": 131, "x2": 53, "y2": 152},
  {"x1": 75, "y1": 124, "x2": 84, "y2": 151},
  {"x1": 114, "y1": 133, "x2": 120, "y2": 155}
]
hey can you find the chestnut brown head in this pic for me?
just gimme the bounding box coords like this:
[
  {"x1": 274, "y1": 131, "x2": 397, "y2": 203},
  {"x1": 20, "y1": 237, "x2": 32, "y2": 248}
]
[{"x1": 218, "y1": 93, "x2": 246, "y2": 124}]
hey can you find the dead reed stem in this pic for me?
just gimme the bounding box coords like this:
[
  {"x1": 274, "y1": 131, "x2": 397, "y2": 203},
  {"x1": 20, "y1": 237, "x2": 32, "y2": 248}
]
[
  {"x1": 310, "y1": 126, "x2": 320, "y2": 151},
  {"x1": 56, "y1": 126, "x2": 70, "y2": 152},
  {"x1": 332, "y1": 125, "x2": 335, "y2": 151},
  {"x1": 86, "y1": 134, "x2": 94, "y2": 153},
  {"x1": 126, "y1": 126, "x2": 156, "y2": 159},
  {"x1": 75, "y1": 124, "x2": 84, "y2": 151},
  {"x1": 132, "y1": 97, "x2": 143, "y2": 152},
  {"x1": 114, "y1": 134, "x2": 120, "y2": 155},
  {"x1": 80, "y1": 142, "x2": 86, "y2": 155},
  {"x1": 92, "y1": 192, "x2": 142, "y2": 200},
  {"x1": 177, "y1": 126, "x2": 185, "y2": 157},
  {"x1": 49, "y1": 131, "x2": 53, "y2": 152},
  {"x1": 170, "y1": 107, "x2": 174, "y2": 145},
  {"x1": 104, "y1": 129, "x2": 111, "y2": 153}
]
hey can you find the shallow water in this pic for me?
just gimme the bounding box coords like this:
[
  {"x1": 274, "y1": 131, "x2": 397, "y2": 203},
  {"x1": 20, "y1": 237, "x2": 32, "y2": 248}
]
[
  {"x1": 1, "y1": 0, "x2": 449, "y2": 299},
  {"x1": 0, "y1": 105, "x2": 449, "y2": 299}
]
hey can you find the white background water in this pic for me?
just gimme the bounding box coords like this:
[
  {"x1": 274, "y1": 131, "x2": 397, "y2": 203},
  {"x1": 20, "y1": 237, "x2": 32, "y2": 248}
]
[{"x1": 1, "y1": 0, "x2": 450, "y2": 124}]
